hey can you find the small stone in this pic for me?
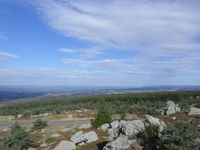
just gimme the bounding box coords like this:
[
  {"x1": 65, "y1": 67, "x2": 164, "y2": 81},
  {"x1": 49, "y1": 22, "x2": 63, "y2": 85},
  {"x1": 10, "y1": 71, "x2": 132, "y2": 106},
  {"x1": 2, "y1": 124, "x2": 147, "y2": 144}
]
[
  {"x1": 40, "y1": 143, "x2": 49, "y2": 150},
  {"x1": 51, "y1": 133, "x2": 61, "y2": 138},
  {"x1": 17, "y1": 114, "x2": 23, "y2": 118},
  {"x1": 78, "y1": 123, "x2": 91, "y2": 129},
  {"x1": 2, "y1": 128, "x2": 10, "y2": 132},
  {"x1": 61, "y1": 128, "x2": 71, "y2": 133},
  {"x1": 27, "y1": 148, "x2": 36, "y2": 150},
  {"x1": 172, "y1": 117, "x2": 176, "y2": 120}
]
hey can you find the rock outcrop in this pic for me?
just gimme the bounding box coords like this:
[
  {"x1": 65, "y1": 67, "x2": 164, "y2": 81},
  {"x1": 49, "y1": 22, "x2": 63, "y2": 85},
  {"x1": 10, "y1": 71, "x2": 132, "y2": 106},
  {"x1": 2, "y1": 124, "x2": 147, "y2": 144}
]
[
  {"x1": 146, "y1": 115, "x2": 166, "y2": 131},
  {"x1": 188, "y1": 107, "x2": 200, "y2": 115},
  {"x1": 53, "y1": 140, "x2": 76, "y2": 150},
  {"x1": 103, "y1": 115, "x2": 166, "y2": 141},
  {"x1": 83, "y1": 131, "x2": 98, "y2": 143},
  {"x1": 71, "y1": 131, "x2": 98, "y2": 145},
  {"x1": 121, "y1": 120, "x2": 145, "y2": 136},
  {"x1": 71, "y1": 131, "x2": 84, "y2": 144},
  {"x1": 103, "y1": 135, "x2": 136, "y2": 150},
  {"x1": 100, "y1": 123, "x2": 110, "y2": 131},
  {"x1": 161, "y1": 101, "x2": 181, "y2": 115}
]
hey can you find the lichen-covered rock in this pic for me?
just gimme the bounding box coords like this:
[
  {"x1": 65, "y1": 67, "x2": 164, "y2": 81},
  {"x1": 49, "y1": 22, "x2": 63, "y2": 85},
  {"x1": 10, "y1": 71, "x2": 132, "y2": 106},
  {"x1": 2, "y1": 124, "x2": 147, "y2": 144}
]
[{"x1": 53, "y1": 140, "x2": 76, "y2": 150}]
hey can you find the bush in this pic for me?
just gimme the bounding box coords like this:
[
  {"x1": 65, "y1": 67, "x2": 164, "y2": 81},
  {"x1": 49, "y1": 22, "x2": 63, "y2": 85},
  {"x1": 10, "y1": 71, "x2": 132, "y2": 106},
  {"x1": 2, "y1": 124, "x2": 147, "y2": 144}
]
[
  {"x1": 91, "y1": 101, "x2": 112, "y2": 128},
  {"x1": 129, "y1": 105, "x2": 149, "y2": 114},
  {"x1": 159, "y1": 119, "x2": 200, "y2": 150},
  {"x1": 2, "y1": 123, "x2": 34, "y2": 150},
  {"x1": 139, "y1": 119, "x2": 200, "y2": 150},
  {"x1": 139, "y1": 124, "x2": 160, "y2": 150},
  {"x1": 23, "y1": 111, "x2": 32, "y2": 119},
  {"x1": 32, "y1": 118, "x2": 48, "y2": 130}
]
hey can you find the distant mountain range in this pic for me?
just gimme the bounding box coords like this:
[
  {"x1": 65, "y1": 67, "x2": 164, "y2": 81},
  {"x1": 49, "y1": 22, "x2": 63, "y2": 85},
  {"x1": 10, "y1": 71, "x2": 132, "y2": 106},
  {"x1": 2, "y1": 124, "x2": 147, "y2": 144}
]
[{"x1": 0, "y1": 85, "x2": 200, "y2": 102}]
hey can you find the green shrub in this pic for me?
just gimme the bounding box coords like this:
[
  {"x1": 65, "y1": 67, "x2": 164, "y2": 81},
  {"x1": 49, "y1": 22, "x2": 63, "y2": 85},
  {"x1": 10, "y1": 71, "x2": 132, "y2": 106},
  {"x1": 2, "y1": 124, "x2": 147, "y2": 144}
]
[
  {"x1": 2, "y1": 123, "x2": 34, "y2": 150},
  {"x1": 91, "y1": 101, "x2": 112, "y2": 128},
  {"x1": 140, "y1": 124, "x2": 160, "y2": 150},
  {"x1": 129, "y1": 104, "x2": 149, "y2": 114},
  {"x1": 23, "y1": 111, "x2": 32, "y2": 119},
  {"x1": 159, "y1": 119, "x2": 200, "y2": 150},
  {"x1": 45, "y1": 137, "x2": 56, "y2": 144},
  {"x1": 140, "y1": 119, "x2": 200, "y2": 150},
  {"x1": 120, "y1": 111, "x2": 127, "y2": 120},
  {"x1": 32, "y1": 118, "x2": 48, "y2": 130}
]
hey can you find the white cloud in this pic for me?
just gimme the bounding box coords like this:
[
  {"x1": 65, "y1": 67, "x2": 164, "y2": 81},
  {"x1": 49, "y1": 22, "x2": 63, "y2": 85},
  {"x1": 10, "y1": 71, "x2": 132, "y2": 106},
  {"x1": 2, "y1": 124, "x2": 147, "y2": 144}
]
[
  {"x1": 31, "y1": 0, "x2": 200, "y2": 69},
  {"x1": 62, "y1": 58, "x2": 132, "y2": 68},
  {"x1": 32, "y1": 0, "x2": 200, "y2": 50},
  {"x1": 0, "y1": 51, "x2": 18, "y2": 60},
  {"x1": 23, "y1": 0, "x2": 200, "y2": 85},
  {"x1": 59, "y1": 48, "x2": 75, "y2": 54},
  {"x1": 59, "y1": 47, "x2": 106, "y2": 57}
]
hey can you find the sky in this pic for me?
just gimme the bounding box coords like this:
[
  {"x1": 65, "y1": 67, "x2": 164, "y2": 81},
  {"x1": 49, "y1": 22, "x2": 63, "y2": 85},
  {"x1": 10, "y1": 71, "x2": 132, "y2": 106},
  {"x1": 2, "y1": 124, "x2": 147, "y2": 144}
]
[{"x1": 0, "y1": 0, "x2": 200, "y2": 86}]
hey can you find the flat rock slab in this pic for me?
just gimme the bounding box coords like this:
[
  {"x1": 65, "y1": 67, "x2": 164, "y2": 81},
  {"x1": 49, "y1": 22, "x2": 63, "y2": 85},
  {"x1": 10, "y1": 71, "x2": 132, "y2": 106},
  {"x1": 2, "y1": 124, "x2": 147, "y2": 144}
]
[{"x1": 53, "y1": 140, "x2": 76, "y2": 150}]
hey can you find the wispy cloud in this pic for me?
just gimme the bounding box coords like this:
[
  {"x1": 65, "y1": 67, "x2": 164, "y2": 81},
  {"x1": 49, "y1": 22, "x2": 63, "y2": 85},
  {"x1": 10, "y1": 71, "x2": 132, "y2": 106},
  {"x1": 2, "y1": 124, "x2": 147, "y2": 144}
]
[
  {"x1": 32, "y1": 1, "x2": 200, "y2": 60},
  {"x1": 0, "y1": 51, "x2": 18, "y2": 60},
  {"x1": 23, "y1": 0, "x2": 200, "y2": 85},
  {"x1": 32, "y1": 0, "x2": 200, "y2": 50},
  {"x1": 62, "y1": 58, "x2": 134, "y2": 68},
  {"x1": 59, "y1": 47, "x2": 106, "y2": 57}
]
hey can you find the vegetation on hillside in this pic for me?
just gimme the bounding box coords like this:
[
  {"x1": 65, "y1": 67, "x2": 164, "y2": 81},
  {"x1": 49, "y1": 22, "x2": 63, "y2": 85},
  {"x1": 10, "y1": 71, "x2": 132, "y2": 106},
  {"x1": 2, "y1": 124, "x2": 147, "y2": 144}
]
[
  {"x1": 140, "y1": 119, "x2": 200, "y2": 150},
  {"x1": 1, "y1": 123, "x2": 33, "y2": 150},
  {"x1": 0, "y1": 91, "x2": 200, "y2": 116}
]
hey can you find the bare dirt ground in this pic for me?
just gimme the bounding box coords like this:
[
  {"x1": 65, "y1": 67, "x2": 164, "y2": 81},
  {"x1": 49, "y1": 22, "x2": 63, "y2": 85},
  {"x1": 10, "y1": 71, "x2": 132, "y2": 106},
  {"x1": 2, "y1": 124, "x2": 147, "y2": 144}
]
[
  {"x1": 0, "y1": 109, "x2": 95, "y2": 129},
  {"x1": 0, "y1": 119, "x2": 91, "y2": 129}
]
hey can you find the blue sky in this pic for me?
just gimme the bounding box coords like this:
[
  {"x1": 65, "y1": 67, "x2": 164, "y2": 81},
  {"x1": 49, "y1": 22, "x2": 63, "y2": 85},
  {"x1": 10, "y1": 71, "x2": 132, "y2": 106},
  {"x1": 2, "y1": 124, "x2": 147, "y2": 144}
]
[{"x1": 0, "y1": 0, "x2": 200, "y2": 86}]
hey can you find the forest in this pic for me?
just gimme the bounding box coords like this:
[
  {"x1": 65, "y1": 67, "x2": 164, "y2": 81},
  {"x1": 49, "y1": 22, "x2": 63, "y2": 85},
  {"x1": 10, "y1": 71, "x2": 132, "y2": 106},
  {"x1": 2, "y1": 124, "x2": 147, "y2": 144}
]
[{"x1": 0, "y1": 91, "x2": 200, "y2": 116}]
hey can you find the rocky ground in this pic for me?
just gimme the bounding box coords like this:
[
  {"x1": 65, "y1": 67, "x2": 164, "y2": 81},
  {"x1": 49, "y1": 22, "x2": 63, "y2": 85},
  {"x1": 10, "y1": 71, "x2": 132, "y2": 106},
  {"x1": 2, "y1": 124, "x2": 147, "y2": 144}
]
[{"x1": 1, "y1": 101, "x2": 200, "y2": 150}]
